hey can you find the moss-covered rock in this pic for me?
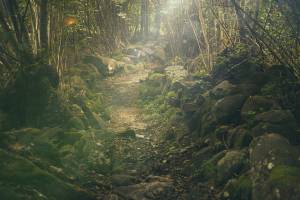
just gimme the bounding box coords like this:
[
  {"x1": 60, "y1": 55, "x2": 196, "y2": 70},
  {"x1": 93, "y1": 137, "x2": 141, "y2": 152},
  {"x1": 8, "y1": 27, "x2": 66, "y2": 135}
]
[
  {"x1": 216, "y1": 150, "x2": 248, "y2": 185},
  {"x1": 267, "y1": 165, "x2": 300, "y2": 198},
  {"x1": 0, "y1": 128, "x2": 115, "y2": 182},
  {"x1": 221, "y1": 174, "x2": 252, "y2": 200},
  {"x1": 195, "y1": 151, "x2": 227, "y2": 181},
  {"x1": 250, "y1": 133, "x2": 300, "y2": 200},
  {"x1": 0, "y1": 149, "x2": 93, "y2": 200},
  {"x1": 253, "y1": 165, "x2": 300, "y2": 200},
  {"x1": 251, "y1": 110, "x2": 299, "y2": 143},
  {"x1": 208, "y1": 80, "x2": 238, "y2": 99},
  {"x1": 82, "y1": 55, "x2": 109, "y2": 77},
  {"x1": 67, "y1": 116, "x2": 86, "y2": 129},
  {"x1": 213, "y1": 94, "x2": 246, "y2": 123},
  {"x1": 250, "y1": 133, "x2": 300, "y2": 171},
  {"x1": 212, "y1": 51, "x2": 267, "y2": 86},
  {"x1": 241, "y1": 96, "x2": 279, "y2": 120},
  {"x1": 227, "y1": 126, "x2": 253, "y2": 148}
]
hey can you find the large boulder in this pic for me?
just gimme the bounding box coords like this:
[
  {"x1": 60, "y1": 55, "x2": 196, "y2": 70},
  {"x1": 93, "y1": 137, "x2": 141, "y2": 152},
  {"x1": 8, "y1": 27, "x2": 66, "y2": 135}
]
[
  {"x1": 241, "y1": 96, "x2": 279, "y2": 120},
  {"x1": 111, "y1": 174, "x2": 139, "y2": 187},
  {"x1": 227, "y1": 126, "x2": 253, "y2": 148},
  {"x1": 0, "y1": 149, "x2": 93, "y2": 200},
  {"x1": 212, "y1": 58, "x2": 267, "y2": 86},
  {"x1": 261, "y1": 165, "x2": 300, "y2": 200},
  {"x1": 250, "y1": 133, "x2": 300, "y2": 200},
  {"x1": 197, "y1": 151, "x2": 227, "y2": 181},
  {"x1": 213, "y1": 95, "x2": 247, "y2": 123},
  {"x1": 113, "y1": 177, "x2": 175, "y2": 200},
  {"x1": 208, "y1": 80, "x2": 238, "y2": 99},
  {"x1": 250, "y1": 133, "x2": 300, "y2": 171},
  {"x1": 219, "y1": 173, "x2": 252, "y2": 200},
  {"x1": 236, "y1": 83, "x2": 262, "y2": 96},
  {"x1": 213, "y1": 125, "x2": 252, "y2": 149},
  {"x1": 216, "y1": 150, "x2": 248, "y2": 185},
  {"x1": 251, "y1": 110, "x2": 299, "y2": 143},
  {"x1": 192, "y1": 146, "x2": 219, "y2": 168},
  {"x1": 82, "y1": 55, "x2": 109, "y2": 76},
  {"x1": 255, "y1": 109, "x2": 295, "y2": 124}
]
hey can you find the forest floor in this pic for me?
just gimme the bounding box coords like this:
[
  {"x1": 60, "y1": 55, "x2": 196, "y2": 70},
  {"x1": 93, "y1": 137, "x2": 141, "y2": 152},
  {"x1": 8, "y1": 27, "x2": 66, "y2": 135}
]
[
  {"x1": 98, "y1": 45, "x2": 178, "y2": 199},
  {"x1": 103, "y1": 64, "x2": 150, "y2": 137},
  {"x1": 101, "y1": 62, "x2": 155, "y2": 174},
  {"x1": 3, "y1": 39, "x2": 299, "y2": 200}
]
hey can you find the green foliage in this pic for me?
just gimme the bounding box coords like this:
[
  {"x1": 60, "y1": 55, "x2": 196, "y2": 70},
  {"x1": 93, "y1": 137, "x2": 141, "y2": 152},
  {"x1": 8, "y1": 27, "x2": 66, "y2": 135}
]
[
  {"x1": 201, "y1": 161, "x2": 218, "y2": 179},
  {"x1": 269, "y1": 165, "x2": 300, "y2": 187},
  {"x1": 1, "y1": 66, "x2": 58, "y2": 128},
  {"x1": 138, "y1": 76, "x2": 178, "y2": 125},
  {"x1": 82, "y1": 56, "x2": 109, "y2": 77},
  {"x1": 223, "y1": 174, "x2": 252, "y2": 200},
  {"x1": 0, "y1": 149, "x2": 93, "y2": 200}
]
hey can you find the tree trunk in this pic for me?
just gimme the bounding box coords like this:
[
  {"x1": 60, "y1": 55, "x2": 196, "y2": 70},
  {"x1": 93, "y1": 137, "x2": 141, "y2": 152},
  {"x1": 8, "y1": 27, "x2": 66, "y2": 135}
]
[
  {"x1": 231, "y1": 0, "x2": 247, "y2": 42},
  {"x1": 154, "y1": 0, "x2": 161, "y2": 36},
  {"x1": 141, "y1": 0, "x2": 149, "y2": 39},
  {"x1": 40, "y1": 0, "x2": 48, "y2": 53}
]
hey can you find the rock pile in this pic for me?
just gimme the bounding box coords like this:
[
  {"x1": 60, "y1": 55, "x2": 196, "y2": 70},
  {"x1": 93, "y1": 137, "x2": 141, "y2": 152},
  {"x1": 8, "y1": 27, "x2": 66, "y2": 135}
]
[{"x1": 149, "y1": 56, "x2": 300, "y2": 200}]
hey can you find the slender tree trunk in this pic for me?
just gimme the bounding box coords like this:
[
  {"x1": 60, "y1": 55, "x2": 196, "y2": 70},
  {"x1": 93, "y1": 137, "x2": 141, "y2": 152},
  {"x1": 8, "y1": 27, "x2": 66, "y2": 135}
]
[
  {"x1": 154, "y1": 0, "x2": 161, "y2": 36},
  {"x1": 141, "y1": 0, "x2": 149, "y2": 39},
  {"x1": 231, "y1": 0, "x2": 247, "y2": 42},
  {"x1": 40, "y1": 0, "x2": 48, "y2": 53}
]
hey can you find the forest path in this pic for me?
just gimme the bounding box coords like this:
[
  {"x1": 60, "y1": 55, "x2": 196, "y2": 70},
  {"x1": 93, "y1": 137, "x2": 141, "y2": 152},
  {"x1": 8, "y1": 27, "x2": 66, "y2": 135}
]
[
  {"x1": 98, "y1": 43, "x2": 178, "y2": 199},
  {"x1": 103, "y1": 66, "x2": 150, "y2": 137},
  {"x1": 98, "y1": 44, "x2": 162, "y2": 175}
]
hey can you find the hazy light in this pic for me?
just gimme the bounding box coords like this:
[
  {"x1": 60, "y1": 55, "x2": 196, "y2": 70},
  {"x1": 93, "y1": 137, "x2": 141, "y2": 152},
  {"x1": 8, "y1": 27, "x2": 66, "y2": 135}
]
[{"x1": 161, "y1": 0, "x2": 182, "y2": 15}]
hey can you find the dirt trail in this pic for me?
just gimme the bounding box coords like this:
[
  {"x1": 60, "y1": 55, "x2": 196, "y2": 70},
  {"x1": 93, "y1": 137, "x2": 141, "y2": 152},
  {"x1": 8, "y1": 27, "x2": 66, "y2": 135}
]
[
  {"x1": 99, "y1": 59, "x2": 157, "y2": 175},
  {"x1": 103, "y1": 66, "x2": 150, "y2": 137},
  {"x1": 98, "y1": 43, "x2": 180, "y2": 199}
]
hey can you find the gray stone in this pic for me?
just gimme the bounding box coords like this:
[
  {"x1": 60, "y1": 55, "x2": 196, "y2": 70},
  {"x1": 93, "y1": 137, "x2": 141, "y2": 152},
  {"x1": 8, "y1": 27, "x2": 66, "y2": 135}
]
[
  {"x1": 114, "y1": 177, "x2": 175, "y2": 200},
  {"x1": 252, "y1": 110, "x2": 299, "y2": 143},
  {"x1": 255, "y1": 109, "x2": 295, "y2": 124},
  {"x1": 217, "y1": 150, "x2": 248, "y2": 185},
  {"x1": 209, "y1": 80, "x2": 238, "y2": 99},
  {"x1": 213, "y1": 95, "x2": 246, "y2": 123},
  {"x1": 250, "y1": 133, "x2": 300, "y2": 200},
  {"x1": 241, "y1": 96, "x2": 279, "y2": 120},
  {"x1": 111, "y1": 174, "x2": 138, "y2": 187}
]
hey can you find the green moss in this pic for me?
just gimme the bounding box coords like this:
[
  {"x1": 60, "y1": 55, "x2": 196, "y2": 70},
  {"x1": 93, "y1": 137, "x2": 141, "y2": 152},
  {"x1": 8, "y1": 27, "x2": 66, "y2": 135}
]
[
  {"x1": 192, "y1": 70, "x2": 208, "y2": 78},
  {"x1": 261, "y1": 83, "x2": 278, "y2": 96},
  {"x1": 0, "y1": 185, "x2": 26, "y2": 200},
  {"x1": 0, "y1": 149, "x2": 93, "y2": 200},
  {"x1": 67, "y1": 117, "x2": 86, "y2": 130},
  {"x1": 269, "y1": 165, "x2": 300, "y2": 187},
  {"x1": 58, "y1": 131, "x2": 83, "y2": 145},
  {"x1": 148, "y1": 73, "x2": 165, "y2": 81},
  {"x1": 234, "y1": 175, "x2": 252, "y2": 199},
  {"x1": 82, "y1": 55, "x2": 109, "y2": 76},
  {"x1": 223, "y1": 174, "x2": 252, "y2": 200},
  {"x1": 199, "y1": 161, "x2": 218, "y2": 180},
  {"x1": 166, "y1": 91, "x2": 177, "y2": 99},
  {"x1": 139, "y1": 83, "x2": 162, "y2": 100}
]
